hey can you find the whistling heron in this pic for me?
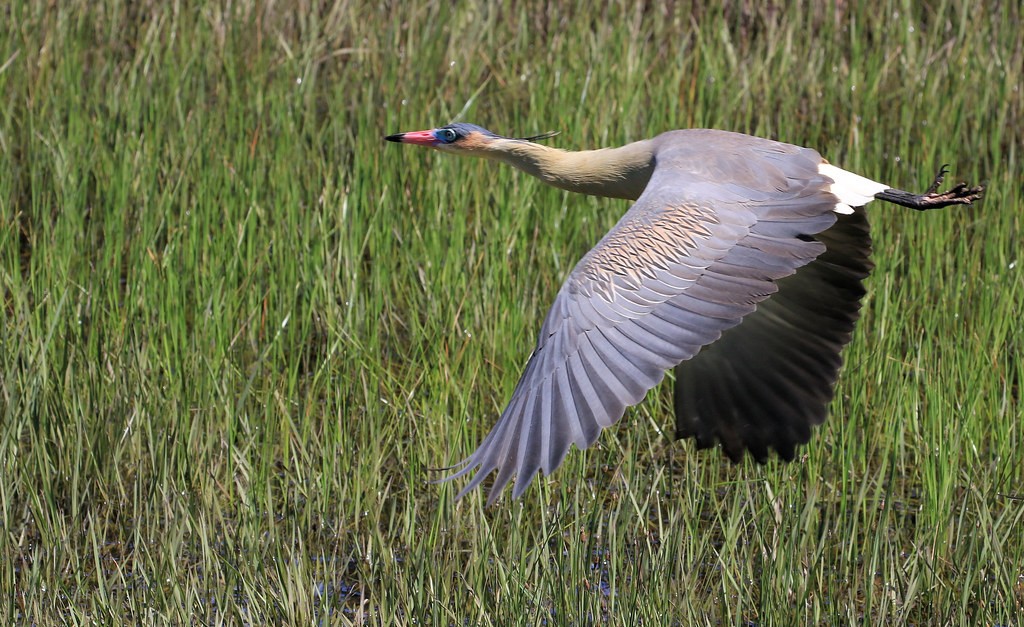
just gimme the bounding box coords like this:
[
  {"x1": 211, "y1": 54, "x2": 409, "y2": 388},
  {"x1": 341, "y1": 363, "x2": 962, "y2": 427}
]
[{"x1": 385, "y1": 123, "x2": 983, "y2": 504}]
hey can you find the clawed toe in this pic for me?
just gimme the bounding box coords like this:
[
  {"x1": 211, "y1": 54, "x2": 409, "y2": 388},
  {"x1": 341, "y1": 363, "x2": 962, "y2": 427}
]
[
  {"x1": 925, "y1": 164, "x2": 950, "y2": 195},
  {"x1": 929, "y1": 182, "x2": 984, "y2": 205},
  {"x1": 918, "y1": 165, "x2": 983, "y2": 207}
]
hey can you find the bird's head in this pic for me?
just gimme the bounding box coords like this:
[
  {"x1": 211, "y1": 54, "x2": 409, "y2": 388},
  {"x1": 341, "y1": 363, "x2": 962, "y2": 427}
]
[{"x1": 384, "y1": 123, "x2": 558, "y2": 156}]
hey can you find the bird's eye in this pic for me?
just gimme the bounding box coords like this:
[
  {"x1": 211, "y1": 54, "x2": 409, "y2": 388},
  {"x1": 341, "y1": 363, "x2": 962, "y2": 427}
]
[{"x1": 436, "y1": 128, "x2": 458, "y2": 143}]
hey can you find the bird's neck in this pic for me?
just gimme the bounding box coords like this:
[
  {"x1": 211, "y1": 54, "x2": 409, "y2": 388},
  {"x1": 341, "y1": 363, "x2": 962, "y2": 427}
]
[{"x1": 485, "y1": 138, "x2": 656, "y2": 201}]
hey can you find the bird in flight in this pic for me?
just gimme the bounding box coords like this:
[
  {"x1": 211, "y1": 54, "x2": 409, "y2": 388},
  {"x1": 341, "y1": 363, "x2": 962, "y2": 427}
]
[{"x1": 385, "y1": 122, "x2": 983, "y2": 505}]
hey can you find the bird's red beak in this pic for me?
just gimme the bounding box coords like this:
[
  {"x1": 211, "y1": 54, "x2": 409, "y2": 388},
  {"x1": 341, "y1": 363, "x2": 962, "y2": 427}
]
[{"x1": 384, "y1": 129, "x2": 438, "y2": 146}]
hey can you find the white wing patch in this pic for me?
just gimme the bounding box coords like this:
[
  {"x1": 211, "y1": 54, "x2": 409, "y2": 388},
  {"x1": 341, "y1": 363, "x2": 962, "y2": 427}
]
[{"x1": 819, "y1": 163, "x2": 889, "y2": 214}]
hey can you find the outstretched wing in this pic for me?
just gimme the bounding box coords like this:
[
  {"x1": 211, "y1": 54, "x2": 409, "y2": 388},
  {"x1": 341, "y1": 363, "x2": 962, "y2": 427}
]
[{"x1": 443, "y1": 138, "x2": 846, "y2": 504}]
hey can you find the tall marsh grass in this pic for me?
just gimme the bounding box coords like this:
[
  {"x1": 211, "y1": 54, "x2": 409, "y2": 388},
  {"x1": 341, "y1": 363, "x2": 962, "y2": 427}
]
[{"x1": 1, "y1": 1, "x2": 1021, "y2": 623}]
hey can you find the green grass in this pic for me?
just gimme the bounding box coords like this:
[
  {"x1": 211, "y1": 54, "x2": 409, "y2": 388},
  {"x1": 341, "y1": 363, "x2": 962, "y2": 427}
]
[{"x1": 1, "y1": 0, "x2": 1022, "y2": 623}]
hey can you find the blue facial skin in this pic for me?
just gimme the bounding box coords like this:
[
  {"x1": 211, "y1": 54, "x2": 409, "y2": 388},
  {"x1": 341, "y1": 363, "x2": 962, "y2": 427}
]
[
  {"x1": 433, "y1": 128, "x2": 459, "y2": 144},
  {"x1": 433, "y1": 123, "x2": 500, "y2": 144}
]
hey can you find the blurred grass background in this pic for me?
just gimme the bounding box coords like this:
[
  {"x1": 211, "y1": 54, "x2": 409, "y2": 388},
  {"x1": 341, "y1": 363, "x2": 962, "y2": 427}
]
[{"x1": 1, "y1": 0, "x2": 1021, "y2": 623}]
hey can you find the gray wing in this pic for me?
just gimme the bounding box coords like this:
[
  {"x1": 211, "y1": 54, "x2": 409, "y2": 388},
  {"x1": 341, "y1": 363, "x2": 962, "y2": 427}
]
[
  {"x1": 443, "y1": 140, "x2": 844, "y2": 504},
  {"x1": 673, "y1": 208, "x2": 872, "y2": 461}
]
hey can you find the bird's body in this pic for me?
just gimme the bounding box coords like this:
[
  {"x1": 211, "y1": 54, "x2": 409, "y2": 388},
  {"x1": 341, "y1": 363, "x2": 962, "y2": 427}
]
[{"x1": 385, "y1": 123, "x2": 982, "y2": 504}]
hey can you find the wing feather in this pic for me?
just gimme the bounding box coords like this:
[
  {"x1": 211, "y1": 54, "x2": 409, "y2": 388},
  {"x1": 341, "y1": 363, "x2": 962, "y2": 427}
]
[{"x1": 673, "y1": 209, "x2": 872, "y2": 462}]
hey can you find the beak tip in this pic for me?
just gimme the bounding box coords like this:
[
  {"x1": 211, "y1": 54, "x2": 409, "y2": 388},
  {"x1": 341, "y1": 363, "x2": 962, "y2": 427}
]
[{"x1": 384, "y1": 129, "x2": 438, "y2": 146}]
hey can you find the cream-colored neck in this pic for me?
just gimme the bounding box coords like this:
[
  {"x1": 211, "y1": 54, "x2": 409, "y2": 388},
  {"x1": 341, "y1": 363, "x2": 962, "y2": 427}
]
[{"x1": 484, "y1": 138, "x2": 656, "y2": 201}]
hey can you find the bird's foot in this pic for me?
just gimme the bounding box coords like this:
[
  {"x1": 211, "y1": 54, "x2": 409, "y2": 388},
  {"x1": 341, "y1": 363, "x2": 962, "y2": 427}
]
[
  {"x1": 875, "y1": 164, "x2": 984, "y2": 211},
  {"x1": 914, "y1": 181, "x2": 985, "y2": 209},
  {"x1": 915, "y1": 164, "x2": 985, "y2": 209}
]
